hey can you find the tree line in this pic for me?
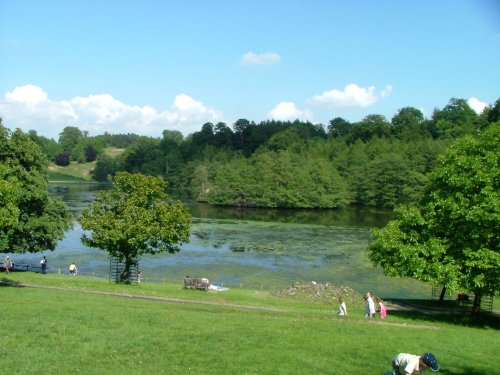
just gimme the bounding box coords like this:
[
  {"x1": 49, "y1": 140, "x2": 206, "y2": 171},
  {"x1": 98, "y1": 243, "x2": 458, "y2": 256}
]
[{"x1": 27, "y1": 97, "x2": 500, "y2": 209}]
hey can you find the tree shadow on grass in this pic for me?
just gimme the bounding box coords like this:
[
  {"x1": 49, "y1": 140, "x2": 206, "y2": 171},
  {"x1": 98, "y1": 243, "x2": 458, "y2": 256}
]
[
  {"x1": 385, "y1": 298, "x2": 499, "y2": 329},
  {"x1": 0, "y1": 277, "x2": 24, "y2": 287}
]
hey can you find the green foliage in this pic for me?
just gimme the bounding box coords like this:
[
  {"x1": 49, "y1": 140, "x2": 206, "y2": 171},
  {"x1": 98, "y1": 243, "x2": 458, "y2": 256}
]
[
  {"x1": 71, "y1": 137, "x2": 104, "y2": 163},
  {"x1": 207, "y1": 150, "x2": 350, "y2": 208},
  {"x1": 28, "y1": 130, "x2": 62, "y2": 160},
  {"x1": 431, "y1": 98, "x2": 478, "y2": 138},
  {"x1": 121, "y1": 138, "x2": 164, "y2": 175},
  {"x1": 368, "y1": 123, "x2": 500, "y2": 307},
  {"x1": 328, "y1": 117, "x2": 351, "y2": 137},
  {"x1": 79, "y1": 172, "x2": 192, "y2": 282},
  {"x1": 391, "y1": 106, "x2": 426, "y2": 139},
  {"x1": 0, "y1": 122, "x2": 72, "y2": 253},
  {"x1": 423, "y1": 123, "x2": 499, "y2": 297},
  {"x1": 91, "y1": 154, "x2": 115, "y2": 181},
  {"x1": 58, "y1": 126, "x2": 85, "y2": 154},
  {"x1": 33, "y1": 96, "x2": 499, "y2": 210},
  {"x1": 0, "y1": 164, "x2": 21, "y2": 228}
]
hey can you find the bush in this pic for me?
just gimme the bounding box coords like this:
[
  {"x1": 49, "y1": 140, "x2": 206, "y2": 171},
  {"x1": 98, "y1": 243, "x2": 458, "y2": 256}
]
[{"x1": 54, "y1": 153, "x2": 70, "y2": 166}]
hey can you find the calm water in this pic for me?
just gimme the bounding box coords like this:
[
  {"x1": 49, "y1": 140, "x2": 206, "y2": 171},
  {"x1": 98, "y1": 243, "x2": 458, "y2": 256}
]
[{"x1": 8, "y1": 183, "x2": 431, "y2": 298}]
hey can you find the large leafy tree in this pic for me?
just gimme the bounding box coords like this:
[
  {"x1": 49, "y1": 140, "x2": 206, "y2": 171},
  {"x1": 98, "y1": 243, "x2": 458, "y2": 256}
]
[
  {"x1": 431, "y1": 98, "x2": 477, "y2": 139},
  {"x1": 0, "y1": 164, "x2": 21, "y2": 229},
  {"x1": 327, "y1": 117, "x2": 351, "y2": 138},
  {"x1": 79, "y1": 172, "x2": 192, "y2": 282},
  {"x1": 368, "y1": 123, "x2": 500, "y2": 313},
  {"x1": 58, "y1": 126, "x2": 85, "y2": 155},
  {"x1": 0, "y1": 122, "x2": 71, "y2": 253},
  {"x1": 28, "y1": 130, "x2": 61, "y2": 161}
]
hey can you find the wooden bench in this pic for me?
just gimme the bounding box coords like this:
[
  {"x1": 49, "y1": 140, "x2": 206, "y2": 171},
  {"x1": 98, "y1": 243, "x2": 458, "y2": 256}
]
[{"x1": 184, "y1": 277, "x2": 210, "y2": 291}]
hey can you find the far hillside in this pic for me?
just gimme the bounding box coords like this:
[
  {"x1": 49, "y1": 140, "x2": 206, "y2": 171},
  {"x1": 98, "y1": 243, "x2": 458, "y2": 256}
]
[
  {"x1": 48, "y1": 147, "x2": 124, "y2": 182},
  {"x1": 48, "y1": 162, "x2": 94, "y2": 182},
  {"x1": 103, "y1": 147, "x2": 126, "y2": 158}
]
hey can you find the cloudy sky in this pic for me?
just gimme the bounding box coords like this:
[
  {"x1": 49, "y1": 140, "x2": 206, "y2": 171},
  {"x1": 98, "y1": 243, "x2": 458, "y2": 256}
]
[{"x1": 1, "y1": 0, "x2": 499, "y2": 140}]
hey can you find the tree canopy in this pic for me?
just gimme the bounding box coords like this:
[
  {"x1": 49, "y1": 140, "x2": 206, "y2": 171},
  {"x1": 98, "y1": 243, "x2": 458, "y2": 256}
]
[
  {"x1": 28, "y1": 96, "x2": 500, "y2": 209},
  {"x1": 78, "y1": 172, "x2": 192, "y2": 282},
  {"x1": 367, "y1": 123, "x2": 500, "y2": 312},
  {"x1": 0, "y1": 122, "x2": 72, "y2": 253}
]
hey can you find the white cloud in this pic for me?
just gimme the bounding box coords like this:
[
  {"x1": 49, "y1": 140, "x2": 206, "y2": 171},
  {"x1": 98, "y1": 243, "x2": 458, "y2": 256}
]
[
  {"x1": 268, "y1": 102, "x2": 312, "y2": 122},
  {"x1": 5, "y1": 84, "x2": 48, "y2": 104},
  {"x1": 310, "y1": 83, "x2": 392, "y2": 108},
  {"x1": 0, "y1": 84, "x2": 223, "y2": 139},
  {"x1": 241, "y1": 52, "x2": 281, "y2": 65},
  {"x1": 467, "y1": 97, "x2": 488, "y2": 114}
]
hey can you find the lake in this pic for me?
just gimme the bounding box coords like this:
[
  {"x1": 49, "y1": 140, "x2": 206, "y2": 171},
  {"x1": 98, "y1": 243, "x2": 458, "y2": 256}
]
[{"x1": 8, "y1": 183, "x2": 431, "y2": 298}]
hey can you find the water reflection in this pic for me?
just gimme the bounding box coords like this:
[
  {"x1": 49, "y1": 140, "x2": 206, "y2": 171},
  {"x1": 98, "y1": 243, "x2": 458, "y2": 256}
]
[{"x1": 189, "y1": 201, "x2": 393, "y2": 228}]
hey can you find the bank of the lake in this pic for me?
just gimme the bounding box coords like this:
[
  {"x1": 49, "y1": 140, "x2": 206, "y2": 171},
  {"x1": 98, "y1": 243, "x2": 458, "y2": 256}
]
[{"x1": 7, "y1": 183, "x2": 432, "y2": 299}]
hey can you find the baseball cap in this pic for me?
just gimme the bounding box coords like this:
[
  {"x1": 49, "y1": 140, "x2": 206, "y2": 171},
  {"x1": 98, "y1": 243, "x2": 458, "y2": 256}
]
[{"x1": 422, "y1": 352, "x2": 439, "y2": 372}]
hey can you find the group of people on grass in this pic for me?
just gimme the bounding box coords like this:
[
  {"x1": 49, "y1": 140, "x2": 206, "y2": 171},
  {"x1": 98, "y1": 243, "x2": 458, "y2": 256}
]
[
  {"x1": 3, "y1": 255, "x2": 144, "y2": 282},
  {"x1": 2, "y1": 255, "x2": 77, "y2": 276},
  {"x1": 337, "y1": 291, "x2": 386, "y2": 318},
  {"x1": 338, "y1": 292, "x2": 439, "y2": 374}
]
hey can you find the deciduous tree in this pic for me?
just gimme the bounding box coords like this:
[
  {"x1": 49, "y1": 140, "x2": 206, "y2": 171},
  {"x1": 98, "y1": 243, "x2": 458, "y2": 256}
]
[
  {"x1": 79, "y1": 172, "x2": 191, "y2": 282},
  {"x1": 0, "y1": 122, "x2": 71, "y2": 253},
  {"x1": 368, "y1": 123, "x2": 500, "y2": 313}
]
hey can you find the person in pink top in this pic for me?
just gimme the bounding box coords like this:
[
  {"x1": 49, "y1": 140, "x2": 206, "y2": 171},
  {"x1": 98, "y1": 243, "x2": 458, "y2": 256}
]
[{"x1": 379, "y1": 300, "x2": 387, "y2": 318}]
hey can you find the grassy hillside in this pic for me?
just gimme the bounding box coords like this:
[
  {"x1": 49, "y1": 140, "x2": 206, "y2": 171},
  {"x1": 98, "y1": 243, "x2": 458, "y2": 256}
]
[
  {"x1": 1, "y1": 273, "x2": 498, "y2": 375},
  {"x1": 47, "y1": 148, "x2": 124, "y2": 182},
  {"x1": 48, "y1": 162, "x2": 94, "y2": 182}
]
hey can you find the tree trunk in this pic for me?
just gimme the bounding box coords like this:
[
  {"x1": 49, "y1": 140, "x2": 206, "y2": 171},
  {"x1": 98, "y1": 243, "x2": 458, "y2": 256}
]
[
  {"x1": 120, "y1": 257, "x2": 133, "y2": 283},
  {"x1": 471, "y1": 291, "x2": 482, "y2": 316},
  {"x1": 438, "y1": 285, "x2": 447, "y2": 302}
]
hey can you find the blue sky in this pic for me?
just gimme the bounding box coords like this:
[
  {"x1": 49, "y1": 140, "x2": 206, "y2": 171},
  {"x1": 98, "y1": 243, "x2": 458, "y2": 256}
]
[{"x1": 1, "y1": 0, "x2": 499, "y2": 140}]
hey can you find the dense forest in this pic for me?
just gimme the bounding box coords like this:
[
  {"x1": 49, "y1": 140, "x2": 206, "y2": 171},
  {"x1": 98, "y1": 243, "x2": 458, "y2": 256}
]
[{"x1": 27, "y1": 97, "x2": 500, "y2": 209}]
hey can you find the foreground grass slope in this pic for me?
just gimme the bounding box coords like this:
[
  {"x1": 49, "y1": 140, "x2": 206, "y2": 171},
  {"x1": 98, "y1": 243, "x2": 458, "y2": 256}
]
[{"x1": 1, "y1": 273, "x2": 498, "y2": 375}]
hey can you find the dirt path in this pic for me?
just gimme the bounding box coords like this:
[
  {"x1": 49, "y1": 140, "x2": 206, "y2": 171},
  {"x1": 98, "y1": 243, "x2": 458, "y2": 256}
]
[{"x1": 5, "y1": 281, "x2": 283, "y2": 312}]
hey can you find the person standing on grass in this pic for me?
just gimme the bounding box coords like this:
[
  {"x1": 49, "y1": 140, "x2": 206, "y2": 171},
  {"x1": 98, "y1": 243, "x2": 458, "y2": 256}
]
[
  {"x1": 69, "y1": 262, "x2": 78, "y2": 276},
  {"x1": 383, "y1": 352, "x2": 439, "y2": 375},
  {"x1": 40, "y1": 256, "x2": 48, "y2": 274},
  {"x1": 364, "y1": 291, "x2": 375, "y2": 318},
  {"x1": 379, "y1": 300, "x2": 387, "y2": 319},
  {"x1": 3, "y1": 256, "x2": 12, "y2": 274},
  {"x1": 338, "y1": 297, "x2": 347, "y2": 316}
]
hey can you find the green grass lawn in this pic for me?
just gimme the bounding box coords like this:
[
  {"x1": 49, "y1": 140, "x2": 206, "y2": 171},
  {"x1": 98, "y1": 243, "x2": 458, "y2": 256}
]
[
  {"x1": 48, "y1": 161, "x2": 95, "y2": 182},
  {"x1": 1, "y1": 273, "x2": 498, "y2": 375}
]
